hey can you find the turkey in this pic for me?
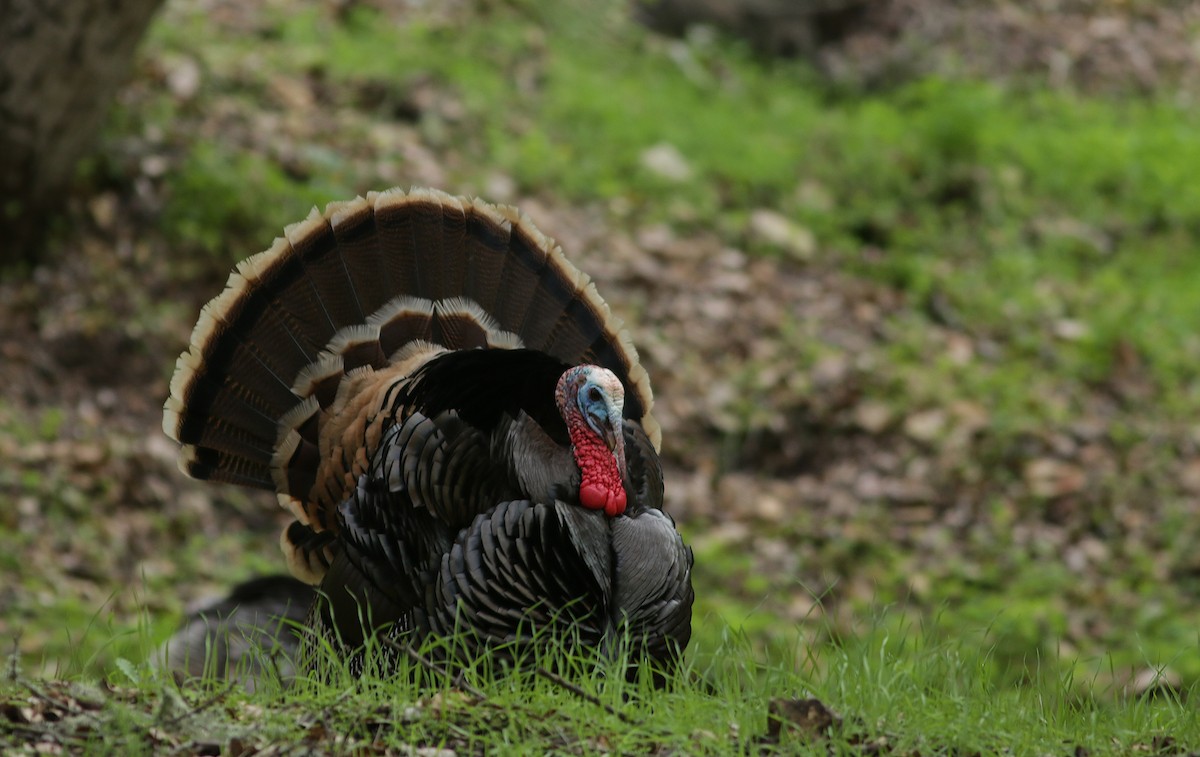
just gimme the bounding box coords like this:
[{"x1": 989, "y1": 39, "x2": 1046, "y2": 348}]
[{"x1": 162, "y1": 187, "x2": 693, "y2": 681}]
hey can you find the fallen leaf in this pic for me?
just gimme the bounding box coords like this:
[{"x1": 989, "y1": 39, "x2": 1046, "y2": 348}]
[
  {"x1": 1024, "y1": 458, "x2": 1086, "y2": 498},
  {"x1": 764, "y1": 697, "x2": 841, "y2": 744}
]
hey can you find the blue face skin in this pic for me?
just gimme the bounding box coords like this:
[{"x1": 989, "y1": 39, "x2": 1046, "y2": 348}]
[
  {"x1": 565, "y1": 367, "x2": 630, "y2": 507},
  {"x1": 577, "y1": 381, "x2": 621, "y2": 452}
]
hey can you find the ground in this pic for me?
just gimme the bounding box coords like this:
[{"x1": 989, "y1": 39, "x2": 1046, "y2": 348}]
[{"x1": 2, "y1": 0, "x2": 1200, "y2": 752}]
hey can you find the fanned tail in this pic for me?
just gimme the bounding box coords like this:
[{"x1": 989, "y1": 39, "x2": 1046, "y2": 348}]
[{"x1": 163, "y1": 187, "x2": 659, "y2": 571}]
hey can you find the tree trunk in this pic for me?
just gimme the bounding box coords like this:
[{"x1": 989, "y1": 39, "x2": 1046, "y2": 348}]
[{"x1": 0, "y1": 0, "x2": 164, "y2": 266}]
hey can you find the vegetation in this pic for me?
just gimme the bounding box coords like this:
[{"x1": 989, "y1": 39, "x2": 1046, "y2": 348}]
[
  {"x1": 3, "y1": 0, "x2": 1199, "y2": 752},
  {"x1": 4, "y1": 617, "x2": 1198, "y2": 754}
]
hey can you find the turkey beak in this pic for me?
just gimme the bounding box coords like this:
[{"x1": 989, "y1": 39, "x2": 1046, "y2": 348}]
[
  {"x1": 604, "y1": 419, "x2": 624, "y2": 475},
  {"x1": 603, "y1": 408, "x2": 627, "y2": 485},
  {"x1": 592, "y1": 403, "x2": 626, "y2": 470},
  {"x1": 587, "y1": 401, "x2": 629, "y2": 498}
]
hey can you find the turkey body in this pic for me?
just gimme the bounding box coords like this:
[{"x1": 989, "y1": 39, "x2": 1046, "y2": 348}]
[{"x1": 163, "y1": 188, "x2": 693, "y2": 679}]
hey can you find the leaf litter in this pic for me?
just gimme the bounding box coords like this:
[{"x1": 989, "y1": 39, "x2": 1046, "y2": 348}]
[{"x1": 2, "y1": 0, "x2": 1200, "y2": 753}]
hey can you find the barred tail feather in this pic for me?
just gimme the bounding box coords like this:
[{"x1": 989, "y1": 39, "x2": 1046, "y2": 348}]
[{"x1": 164, "y1": 186, "x2": 659, "y2": 497}]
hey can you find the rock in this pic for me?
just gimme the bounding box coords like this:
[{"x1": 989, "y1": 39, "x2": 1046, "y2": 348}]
[
  {"x1": 1053, "y1": 319, "x2": 1090, "y2": 341},
  {"x1": 904, "y1": 409, "x2": 946, "y2": 443},
  {"x1": 1024, "y1": 458, "x2": 1086, "y2": 498},
  {"x1": 748, "y1": 208, "x2": 816, "y2": 260},
  {"x1": 854, "y1": 400, "x2": 893, "y2": 434},
  {"x1": 1130, "y1": 666, "x2": 1181, "y2": 698},
  {"x1": 165, "y1": 55, "x2": 201, "y2": 101},
  {"x1": 640, "y1": 142, "x2": 693, "y2": 182},
  {"x1": 1178, "y1": 457, "x2": 1200, "y2": 494}
]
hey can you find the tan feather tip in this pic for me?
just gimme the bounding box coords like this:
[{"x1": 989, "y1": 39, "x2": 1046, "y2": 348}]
[
  {"x1": 387, "y1": 339, "x2": 446, "y2": 366},
  {"x1": 325, "y1": 195, "x2": 370, "y2": 227},
  {"x1": 579, "y1": 280, "x2": 620, "y2": 326},
  {"x1": 164, "y1": 350, "x2": 205, "y2": 434},
  {"x1": 164, "y1": 364, "x2": 189, "y2": 429},
  {"x1": 437, "y1": 192, "x2": 467, "y2": 215},
  {"x1": 234, "y1": 237, "x2": 292, "y2": 283},
  {"x1": 367, "y1": 294, "x2": 435, "y2": 327},
  {"x1": 407, "y1": 186, "x2": 449, "y2": 205},
  {"x1": 371, "y1": 186, "x2": 414, "y2": 212},
  {"x1": 324, "y1": 323, "x2": 382, "y2": 357},
  {"x1": 185, "y1": 274, "x2": 247, "y2": 355},
  {"x1": 276, "y1": 492, "x2": 310, "y2": 521},
  {"x1": 370, "y1": 186, "x2": 475, "y2": 218},
  {"x1": 485, "y1": 330, "x2": 525, "y2": 350},
  {"x1": 469, "y1": 195, "x2": 509, "y2": 227},
  {"x1": 546, "y1": 242, "x2": 587, "y2": 290},
  {"x1": 161, "y1": 404, "x2": 181, "y2": 439},
  {"x1": 176, "y1": 445, "x2": 200, "y2": 476},
  {"x1": 281, "y1": 527, "x2": 324, "y2": 586},
  {"x1": 434, "y1": 296, "x2": 502, "y2": 333},
  {"x1": 269, "y1": 427, "x2": 303, "y2": 490},
  {"x1": 492, "y1": 203, "x2": 522, "y2": 225},
  {"x1": 625, "y1": 357, "x2": 656, "y2": 406},
  {"x1": 511, "y1": 207, "x2": 560, "y2": 251},
  {"x1": 343, "y1": 363, "x2": 376, "y2": 381},
  {"x1": 276, "y1": 396, "x2": 320, "y2": 438},
  {"x1": 642, "y1": 415, "x2": 663, "y2": 452},
  {"x1": 290, "y1": 355, "x2": 344, "y2": 398},
  {"x1": 282, "y1": 206, "x2": 329, "y2": 247},
  {"x1": 167, "y1": 349, "x2": 202, "y2": 396}
]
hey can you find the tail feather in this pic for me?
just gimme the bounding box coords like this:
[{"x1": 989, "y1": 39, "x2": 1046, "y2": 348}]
[
  {"x1": 515, "y1": 259, "x2": 580, "y2": 350},
  {"x1": 327, "y1": 196, "x2": 394, "y2": 317},
  {"x1": 289, "y1": 355, "x2": 345, "y2": 409},
  {"x1": 406, "y1": 188, "x2": 449, "y2": 298},
  {"x1": 437, "y1": 194, "x2": 471, "y2": 298},
  {"x1": 370, "y1": 296, "x2": 436, "y2": 357},
  {"x1": 217, "y1": 256, "x2": 322, "y2": 377},
  {"x1": 247, "y1": 237, "x2": 341, "y2": 356},
  {"x1": 180, "y1": 446, "x2": 276, "y2": 489},
  {"x1": 285, "y1": 209, "x2": 368, "y2": 328},
  {"x1": 490, "y1": 218, "x2": 549, "y2": 338},
  {"x1": 370, "y1": 190, "x2": 423, "y2": 296},
  {"x1": 165, "y1": 186, "x2": 659, "y2": 527},
  {"x1": 324, "y1": 324, "x2": 387, "y2": 372},
  {"x1": 541, "y1": 292, "x2": 609, "y2": 364},
  {"x1": 461, "y1": 198, "x2": 512, "y2": 315}
]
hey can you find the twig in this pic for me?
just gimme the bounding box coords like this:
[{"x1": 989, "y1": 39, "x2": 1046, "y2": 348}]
[
  {"x1": 18, "y1": 677, "x2": 106, "y2": 714},
  {"x1": 1, "y1": 720, "x2": 64, "y2": 743},
  {"x1": 159, "y1": 679, "x2": 237, "y2": 728},
  {"x1": 307, "y1": 679, "x2": 360, "y2": 737},
  {"x1": 533, "y1": 666, "x2": 635, "y2": 725},
  {"x1": 7, "y1": 635, "x2": 20, "y2": 681},
  {"x1": 380, "y1": 637, "x2": 488, "y2": 701},
  {"x1": 19, "y1": 677, "x2": 97, "y2": 718}
]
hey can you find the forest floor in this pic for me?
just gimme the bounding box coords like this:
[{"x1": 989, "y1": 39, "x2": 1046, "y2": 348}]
[{"x1": 3, "y1": 0, "x2": 1200, "y2": 753}]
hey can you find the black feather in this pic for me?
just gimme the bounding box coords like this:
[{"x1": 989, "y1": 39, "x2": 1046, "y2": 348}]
[
  {"x1": 396, "y1": 348, "x2": 571, "y2": 445},
  {"x1": 162, "y1": 189, "x2": 689, "y2": 686}
]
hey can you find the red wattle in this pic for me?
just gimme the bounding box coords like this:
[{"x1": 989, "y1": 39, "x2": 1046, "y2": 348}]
[
  {"x1": 569, "y1": 414, "x2": 627, "y2": 518},
  {"x1": 605, "y1": 489, "x2": 627, "y2": 517},
  {"x1": 580, "y1": 483, "x2": 607, "y2": 511}
]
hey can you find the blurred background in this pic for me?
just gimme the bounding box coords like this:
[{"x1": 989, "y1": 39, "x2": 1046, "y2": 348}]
[{"x1": 2, "y1": 0, "x2": 1199, "y2": 699}]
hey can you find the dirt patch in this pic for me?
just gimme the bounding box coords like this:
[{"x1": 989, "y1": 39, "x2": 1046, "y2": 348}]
[
  {"x1": 2, "y1": 0, "x2": 1198, "y2": 695},
  {"x1": 638, "y1": 0, "x2": 1200, "y2": 94}
]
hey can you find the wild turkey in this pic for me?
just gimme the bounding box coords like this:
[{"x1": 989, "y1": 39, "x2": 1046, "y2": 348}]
[{"x1": 163, "y1": 187, "x2": 693, "y2": 679}]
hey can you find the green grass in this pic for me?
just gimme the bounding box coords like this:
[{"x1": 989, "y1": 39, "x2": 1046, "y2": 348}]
[
  {"x1": 142, "y1": 0, "x2": 1200, "y2": 431},
  {"x1": 4, "y1": 617, "x2": 1197, "y2": 754},
  {"x1": 4, "y1": 0, "x2": 1197, "y2": 747}
]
